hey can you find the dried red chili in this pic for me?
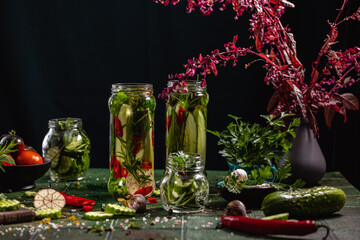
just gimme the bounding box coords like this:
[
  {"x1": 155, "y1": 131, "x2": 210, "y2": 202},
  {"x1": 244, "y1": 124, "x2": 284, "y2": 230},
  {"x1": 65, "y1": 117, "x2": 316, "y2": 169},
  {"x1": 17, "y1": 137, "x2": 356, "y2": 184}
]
[
  {"x1": 177, "y1": 107, "x2": 185, "y2": 125},
  {"x1": 59, "y1": 192, "x2": 96, "y2": 207},
  {"x1": 113, "y1": 116, "x2": 123, "y2": 137},
  {"x1": 220, "y1": 216, "x2": 329, "y2": 237},
  {"x1": 147, "y1": 198, "x2": 158, "y2": 204},
  {"x1": 134, "y1": 186, "x2": 153, "y2": 196}
]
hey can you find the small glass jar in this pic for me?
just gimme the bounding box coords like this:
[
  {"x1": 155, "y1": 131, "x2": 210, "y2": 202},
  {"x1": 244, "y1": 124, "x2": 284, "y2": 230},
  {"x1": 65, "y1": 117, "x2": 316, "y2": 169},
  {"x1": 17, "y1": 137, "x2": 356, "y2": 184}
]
[
  {"x1": 165, "y1": 80, "x2": 209, "y2": 167},
  {"x1": 160, "y1": 152, "x2": 209, "y2": 213},
  {"x1": 42, "y1": 118, "x2": 91, "y2": 182},
  {"x1": 108, "y1": 83, "x2": 156, "y2": 198}
]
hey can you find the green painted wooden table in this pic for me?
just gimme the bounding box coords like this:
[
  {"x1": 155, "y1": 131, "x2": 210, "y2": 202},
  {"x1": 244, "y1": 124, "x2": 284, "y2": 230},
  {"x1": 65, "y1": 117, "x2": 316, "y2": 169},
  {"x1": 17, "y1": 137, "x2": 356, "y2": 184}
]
[{"x1": 1, "y1": 169, "x2": 360, "y2": 240}]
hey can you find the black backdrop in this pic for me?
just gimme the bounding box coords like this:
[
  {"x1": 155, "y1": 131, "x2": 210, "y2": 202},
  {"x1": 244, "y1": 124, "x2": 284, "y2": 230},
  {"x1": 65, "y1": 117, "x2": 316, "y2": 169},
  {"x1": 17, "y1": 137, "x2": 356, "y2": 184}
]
[{"x1": 1, "y1": 1, "x2": 359, "y2": 189}]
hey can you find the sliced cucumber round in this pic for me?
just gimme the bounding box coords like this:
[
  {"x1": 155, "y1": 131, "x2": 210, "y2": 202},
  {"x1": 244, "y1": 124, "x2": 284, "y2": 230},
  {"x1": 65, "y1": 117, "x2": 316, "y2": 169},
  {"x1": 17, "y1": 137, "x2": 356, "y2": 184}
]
[
  {"x1": 35, "y1": 208, "x2": 62, "y2": 219},
  {"x1": 0, "y1": 199, "x2": 20, "y2": 212},
  {"x1": 104, "y1": 203, "x2": 136, "y2": 216},
  {"x1": 84, "y1": 211, "x2": 114, "y2": 220},
  {"x1": 261, "y1": 212, "x2": 290, "y2": 221}
]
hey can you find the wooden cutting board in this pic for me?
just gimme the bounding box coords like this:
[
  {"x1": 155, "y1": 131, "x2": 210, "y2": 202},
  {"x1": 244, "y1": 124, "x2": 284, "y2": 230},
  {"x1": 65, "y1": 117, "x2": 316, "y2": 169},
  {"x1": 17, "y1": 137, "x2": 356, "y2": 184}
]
[{"x1": 0, "y1": 207, "x2": 35, "y2": 225}]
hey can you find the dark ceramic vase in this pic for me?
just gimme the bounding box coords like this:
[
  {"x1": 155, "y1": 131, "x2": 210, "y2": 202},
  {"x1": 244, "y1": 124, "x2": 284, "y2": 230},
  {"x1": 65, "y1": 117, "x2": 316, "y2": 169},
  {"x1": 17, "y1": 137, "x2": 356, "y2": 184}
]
[{"x1": 283, "y1": 120, "x2": 326, "y2": 186}]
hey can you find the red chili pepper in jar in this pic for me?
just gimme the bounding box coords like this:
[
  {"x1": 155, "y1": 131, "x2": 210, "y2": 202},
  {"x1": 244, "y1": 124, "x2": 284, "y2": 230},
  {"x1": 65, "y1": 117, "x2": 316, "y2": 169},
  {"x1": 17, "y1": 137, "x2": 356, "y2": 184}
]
[
  {"x1": 151, "y1": 130, "x2": 154, "y2": 146},
  {"x1": 220, "y1": 216, "x2": 329, "y2": 237},
  {"x1": 133, "y1": 137, "x2": 142, "y2": 154},
  {"x1": 177, "y1": 107, "x2": 185, "y2": 125},
  {"x1": 134, "y1": 186, "x2": 153, "y2": 196},
  {"x1": 113, "y1": 116, "x2": 123, "y2": 138},
  {"x1": 59, "y1": 192, "x2": 96, "y2": 207},
  {"x1": 120, "y1": 167, "x2": 128, "y2": 178},
  {"x1": 111, "y1": 156, "x2": 121, "y2": 179},
  {"x1": 166, "y1": 114, "x2": 172, "y2": 130},
  {"x1": 140, "y1": 160, "x2": 152, "y2": 169}
]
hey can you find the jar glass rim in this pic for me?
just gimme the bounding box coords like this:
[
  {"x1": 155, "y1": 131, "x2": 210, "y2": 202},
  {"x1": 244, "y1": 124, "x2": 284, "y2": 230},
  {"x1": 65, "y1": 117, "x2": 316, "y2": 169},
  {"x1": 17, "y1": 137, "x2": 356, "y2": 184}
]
[
  {"x1": 48, "y1": 118, "x2": 82, "y2": 129},
  {"x1": 167, "y1": 152, "x2": 204, "y2": 171},
  {"x1": 111, "y1": 83, "x2": 153, "y2": 93},
  {"x1": 167, "y1": 80, "x2": 206, "y2": 91}
]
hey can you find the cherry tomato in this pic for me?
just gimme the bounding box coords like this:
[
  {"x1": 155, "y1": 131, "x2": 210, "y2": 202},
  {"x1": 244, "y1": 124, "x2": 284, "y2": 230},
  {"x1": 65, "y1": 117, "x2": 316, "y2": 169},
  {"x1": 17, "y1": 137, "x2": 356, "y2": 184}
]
[{"x1": 16, "y1": 150, "x2": 43, "y2": 165}]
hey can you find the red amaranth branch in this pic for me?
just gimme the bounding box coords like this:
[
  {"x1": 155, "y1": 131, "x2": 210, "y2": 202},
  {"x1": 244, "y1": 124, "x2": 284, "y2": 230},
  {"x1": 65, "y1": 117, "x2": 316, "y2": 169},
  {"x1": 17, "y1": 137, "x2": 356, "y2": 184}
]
[{"x1": 155, "y1": 0, "x2": 360, "y2": 136}]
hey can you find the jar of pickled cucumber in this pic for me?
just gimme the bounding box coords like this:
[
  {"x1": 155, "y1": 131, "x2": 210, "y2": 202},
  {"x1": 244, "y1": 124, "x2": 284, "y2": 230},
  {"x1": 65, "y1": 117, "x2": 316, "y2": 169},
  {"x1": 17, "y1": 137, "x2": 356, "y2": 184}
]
[
  {"x1": 108, "y1": 83, "x2": 156, "y2": 198},
  {"x1": 42, "y1": 118, "x2": 91, "y2": 182},
  {"x1": 165, "y1": 80, "x2": 209, "y2": 166},
  {"x1": 160, "y1": 151, "x2": 209, "y2": 213}
]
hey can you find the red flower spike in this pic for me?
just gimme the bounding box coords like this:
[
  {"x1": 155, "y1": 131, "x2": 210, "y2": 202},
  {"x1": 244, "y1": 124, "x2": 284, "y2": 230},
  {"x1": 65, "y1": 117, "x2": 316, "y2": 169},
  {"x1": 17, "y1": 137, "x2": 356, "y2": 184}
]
[{"x1": 113, "y1": 116, "x2": 123, "y2": 138}]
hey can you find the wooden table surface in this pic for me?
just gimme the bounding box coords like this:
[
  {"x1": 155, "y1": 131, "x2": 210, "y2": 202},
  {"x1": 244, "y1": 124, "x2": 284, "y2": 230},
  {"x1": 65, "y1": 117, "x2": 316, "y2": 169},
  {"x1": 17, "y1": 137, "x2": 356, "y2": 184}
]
[{"x1": 1, "y1": 169, "x2": 359, "y2": 240}]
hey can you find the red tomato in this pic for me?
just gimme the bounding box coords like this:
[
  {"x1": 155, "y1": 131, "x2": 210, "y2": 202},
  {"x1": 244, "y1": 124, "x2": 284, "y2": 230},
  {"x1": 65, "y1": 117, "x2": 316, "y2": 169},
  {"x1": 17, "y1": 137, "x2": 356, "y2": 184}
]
[{"x1": 16, "y1": 150, "x2": 43, "y2": 165}]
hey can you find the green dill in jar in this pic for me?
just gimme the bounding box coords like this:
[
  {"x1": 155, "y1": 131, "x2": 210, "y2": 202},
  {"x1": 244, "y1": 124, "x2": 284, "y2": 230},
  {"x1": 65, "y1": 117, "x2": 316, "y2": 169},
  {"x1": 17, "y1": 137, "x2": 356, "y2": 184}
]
[
  {"x1": 42, "y1": 118, "x2": 91, "y2": 182},
  {"x1": 108, "y1": 83, "x2": 156, "y2": 198}
]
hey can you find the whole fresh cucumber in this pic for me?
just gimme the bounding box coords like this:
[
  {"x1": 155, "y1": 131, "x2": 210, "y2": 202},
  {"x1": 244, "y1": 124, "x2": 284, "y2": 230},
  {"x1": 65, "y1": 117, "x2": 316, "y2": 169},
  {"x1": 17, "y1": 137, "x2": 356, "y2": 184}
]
[{"x1": 261, "y1": 186, "x2": 346, "y2": 219}]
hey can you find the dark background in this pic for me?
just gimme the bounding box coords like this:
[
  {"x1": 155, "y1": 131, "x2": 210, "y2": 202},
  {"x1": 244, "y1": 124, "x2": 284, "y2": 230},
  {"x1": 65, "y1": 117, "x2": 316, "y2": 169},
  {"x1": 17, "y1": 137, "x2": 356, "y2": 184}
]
[{"x1": 1, "y1": 1, "x2": 359, "y2": 189}]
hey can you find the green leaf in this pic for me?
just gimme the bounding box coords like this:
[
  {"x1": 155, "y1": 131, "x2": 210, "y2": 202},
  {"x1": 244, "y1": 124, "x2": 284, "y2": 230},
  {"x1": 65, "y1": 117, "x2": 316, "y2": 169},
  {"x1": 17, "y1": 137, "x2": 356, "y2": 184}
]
[{"x1": 0, "y1": 154, "x2": 16, "y2": 165}]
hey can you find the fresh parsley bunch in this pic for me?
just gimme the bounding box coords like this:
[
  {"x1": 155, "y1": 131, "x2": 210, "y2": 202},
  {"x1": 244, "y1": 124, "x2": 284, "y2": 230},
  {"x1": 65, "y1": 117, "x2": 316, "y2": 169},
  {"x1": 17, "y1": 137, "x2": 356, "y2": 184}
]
[{"x1": 208, "y1": 113, "x2": 301, "y2": 167}]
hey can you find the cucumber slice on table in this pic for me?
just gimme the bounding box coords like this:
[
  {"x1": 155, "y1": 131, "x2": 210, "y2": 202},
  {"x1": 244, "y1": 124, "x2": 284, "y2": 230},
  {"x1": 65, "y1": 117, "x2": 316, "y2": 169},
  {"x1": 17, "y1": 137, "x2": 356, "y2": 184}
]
[
  {"x1": 183, "y1": 113, "x2": 197, "y2": 153},
  {"x1": 35, "y1": 208, "x2": 61, "y2": 219},
  {"x1": 0, "y1": 199, "x2": 20, "y2": 212},
  {"x1": 104, "y1": 203, "x2": 136, "y2": 216},
  {"x1": 84, "y1": 211, "x2": 114, "y2": 221},
  {"x1": 261, "y1": 212, "x2": 289, "y2": 221}
]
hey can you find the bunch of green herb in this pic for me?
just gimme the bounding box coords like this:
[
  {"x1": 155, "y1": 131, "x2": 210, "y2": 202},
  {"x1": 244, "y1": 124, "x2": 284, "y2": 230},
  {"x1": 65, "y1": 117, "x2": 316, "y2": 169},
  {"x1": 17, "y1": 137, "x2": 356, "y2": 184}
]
[
  {"x1": 223, "y1": 162, "x2": 305, "y2": 194},
  {"x1": 208, "y1": 113, "x2": 301, "y2": 167},
  {"x1": 0, "y1": 139, "x2": 18, "y2": 172}
]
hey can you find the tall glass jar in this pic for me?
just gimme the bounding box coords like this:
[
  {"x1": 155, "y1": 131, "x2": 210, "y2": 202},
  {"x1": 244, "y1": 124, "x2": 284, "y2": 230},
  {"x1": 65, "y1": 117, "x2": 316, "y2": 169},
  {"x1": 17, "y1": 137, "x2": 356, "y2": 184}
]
[
  {"x1": 108, "y1": 83, "x2": 156, "y2": 198},
  {"x1": 165, "y1": 80, "x2": 209, "y2": 166},
  {"x1": 160, "y1": 152, "x2": 209, "y2": 213},
  {"x1": 42, "y1": 118, "x2": 91, "y2": 182}
]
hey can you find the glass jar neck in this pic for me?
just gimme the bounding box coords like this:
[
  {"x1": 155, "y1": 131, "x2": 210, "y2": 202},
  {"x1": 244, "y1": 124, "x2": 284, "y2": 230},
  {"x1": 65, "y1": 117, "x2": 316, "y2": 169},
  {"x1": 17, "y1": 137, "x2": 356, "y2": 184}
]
[
  {"x1": 167, "y1": 80, "x2": 207, "y2": 92},
  {"x1": 48, "y1": 118, "x2": 82, "y2": 130},
  {"x1": 111, "y1": 83, "x2": 153, "y2": 94},
  {"x1": 167, "y1": 152, "x2": 204, "y2": 172}
]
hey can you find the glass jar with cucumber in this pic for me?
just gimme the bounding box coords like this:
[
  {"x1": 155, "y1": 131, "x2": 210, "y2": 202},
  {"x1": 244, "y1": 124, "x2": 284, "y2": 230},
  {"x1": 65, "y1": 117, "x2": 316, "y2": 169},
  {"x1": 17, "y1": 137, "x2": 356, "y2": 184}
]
[
  {"x1": 160, "y1": 151, "x2": 209, "y2": 213},
  {"x1": 42, "y1": 118, "x2": 91, "y2": 182},
  {"x1": 165, "y1": 80, "x2": 209, "y2": 167},
  {"x1": 108, "y1": 83, "x2": 156, "y2": 198}
]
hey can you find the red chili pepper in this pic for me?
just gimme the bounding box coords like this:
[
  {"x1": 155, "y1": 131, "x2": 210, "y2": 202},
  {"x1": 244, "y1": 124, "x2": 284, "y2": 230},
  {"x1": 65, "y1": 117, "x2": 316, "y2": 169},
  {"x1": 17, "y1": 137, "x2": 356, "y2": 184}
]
[
  {"x1": 113, "y1": 116, "x2": 123, "y2": 137},
  {"x1": 133, "y1": 137, "x2": 142, "y2": 154},
  {"x1": 82, "y1": 205, "x2": 93, "y2": 212},
  {"x1": 177, "y1": 107, "x2": 185, "y2": 125},
  {"x1": 166, "y1": 114, "x2": 172, "y2": 130},
  {"x1": 134, "y1": 186, "x2": 153, "y2": 196},
  {"x1": 59, "y1": 192, "x2": 96, "y2": 207},
  {"x1": 111, "y1": 156, "x2": 121, "y2": 179},
  {"x1": 147, "y1": 198, "x2": 158, "y2": 204},
  {"x1": 221, "y1": 216, "x2": 329, "y2": 237},
  {"x1": 151, "y1": 130, "x2": 154, "y2": 146},
  {"x1": 120, "y1": 167, "x2": 128, "y2": 178},
  {"x1": 140, "y1": 160, "x2": 152, "y2": 169}
]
